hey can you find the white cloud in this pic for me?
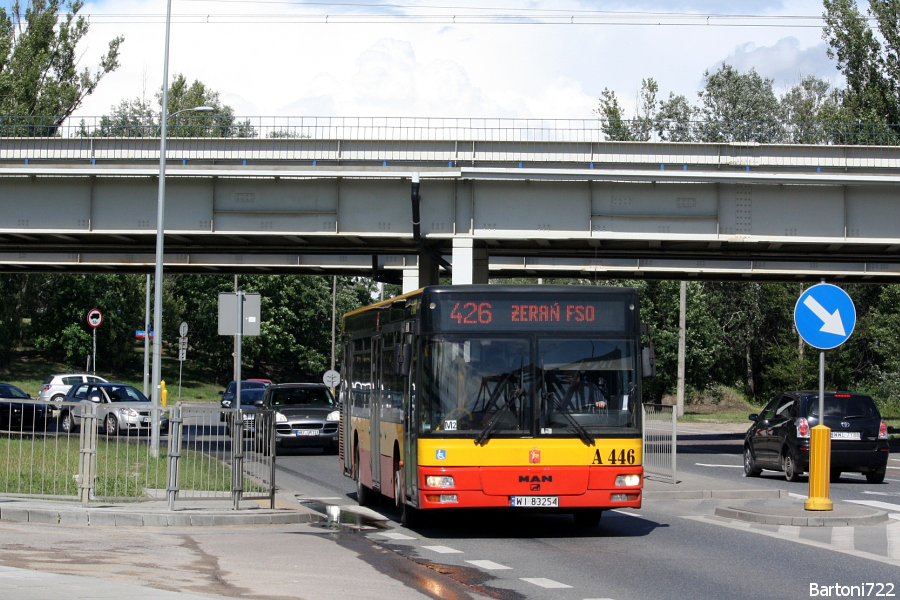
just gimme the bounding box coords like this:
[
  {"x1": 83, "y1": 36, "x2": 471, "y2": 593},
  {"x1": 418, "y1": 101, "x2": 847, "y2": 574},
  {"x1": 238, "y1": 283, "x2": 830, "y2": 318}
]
[{"x1": 68, "y1": 0, "x2": 840, "y2": 120}]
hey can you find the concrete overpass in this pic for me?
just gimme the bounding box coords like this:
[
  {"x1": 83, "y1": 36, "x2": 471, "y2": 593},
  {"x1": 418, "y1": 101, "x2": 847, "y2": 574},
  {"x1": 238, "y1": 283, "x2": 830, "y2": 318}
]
[{"x1": 2, "y1": 117, "x2": 900, "y2": 291}]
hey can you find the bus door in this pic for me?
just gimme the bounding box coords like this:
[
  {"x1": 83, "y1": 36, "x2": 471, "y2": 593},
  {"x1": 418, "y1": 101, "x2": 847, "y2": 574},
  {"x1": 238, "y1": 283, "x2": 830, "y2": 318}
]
[
  {"x1": 370, "y1": 335, "x2": 383, "y2": 490},
  {"x1": 402, "y1": 332, "x2": 418, "y2": 507},
  {"x1": 341, "y1": 341, "x2": 353, "y2": 478}
]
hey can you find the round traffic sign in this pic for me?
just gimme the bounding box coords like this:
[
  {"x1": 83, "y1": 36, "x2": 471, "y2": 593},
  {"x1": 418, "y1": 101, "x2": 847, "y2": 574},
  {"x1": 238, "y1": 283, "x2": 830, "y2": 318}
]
[
  {"x1": 794, "y1": 283, "x2": 856, "y2": 350},
  {"x1": 323, "y1": 369, "x2": 341, "y2": 388},
  {"x1": 179, "y1": 321, "x2": 189, "y2": 337},
  {"x1": 87, "y1": 308, "x2": 103, "y2": 329}
]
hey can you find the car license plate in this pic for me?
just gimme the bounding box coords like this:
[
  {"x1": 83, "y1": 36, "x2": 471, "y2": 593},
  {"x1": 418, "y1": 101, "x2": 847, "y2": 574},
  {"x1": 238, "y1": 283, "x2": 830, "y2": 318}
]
[
  {"x1": 510, "y1": 496, "x2": 559, "y2": 508},
  {"x1": 295, "y1": 429, "x2": 320, "y2": 437},
  {"x1": 831, "y1": 431, "x2": 861, "y2": 440}
]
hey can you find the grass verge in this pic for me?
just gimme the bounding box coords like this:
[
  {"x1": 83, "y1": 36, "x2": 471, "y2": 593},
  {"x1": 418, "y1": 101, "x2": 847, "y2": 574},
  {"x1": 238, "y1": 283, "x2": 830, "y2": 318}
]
[{"x1": 0, "y1": 435, "x2": 235, "y2": 498}]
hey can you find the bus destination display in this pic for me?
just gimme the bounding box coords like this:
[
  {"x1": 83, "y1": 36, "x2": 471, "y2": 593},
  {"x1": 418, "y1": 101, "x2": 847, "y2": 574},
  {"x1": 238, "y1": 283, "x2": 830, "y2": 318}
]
[{"x1": 432, "y1": 295, "x2": 629, "y2": 332}]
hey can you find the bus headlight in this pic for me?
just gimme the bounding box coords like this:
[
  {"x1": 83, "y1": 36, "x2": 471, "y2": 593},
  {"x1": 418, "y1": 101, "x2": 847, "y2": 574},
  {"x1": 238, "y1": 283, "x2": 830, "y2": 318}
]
[
  {"x1": 615, "y1": 474, "x2": 641, "y2": 487},
  {"x1": 275, "y1": 412, "x2": 287, "y2": 423},
  {"x1": 425, "y1": 475, "x2": 455, "y2": 488},
  {"x1": 326, "y1": 410, "x2": 340, "y2": 422}
]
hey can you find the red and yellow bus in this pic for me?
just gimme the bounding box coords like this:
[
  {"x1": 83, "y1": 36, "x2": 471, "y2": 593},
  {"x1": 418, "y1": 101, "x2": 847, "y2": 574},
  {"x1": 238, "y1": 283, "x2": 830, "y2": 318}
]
[{"x1": 339, "y1": 285, "x2": 654, "y2": 526}]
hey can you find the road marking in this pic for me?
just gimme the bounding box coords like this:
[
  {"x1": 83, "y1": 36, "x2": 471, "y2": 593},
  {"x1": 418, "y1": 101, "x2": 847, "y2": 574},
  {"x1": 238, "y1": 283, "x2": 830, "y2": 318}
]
[
  {"x1": 377, "y1": 532, "x2": 415, "y2": 540},
  {"x1": 695, "y1": 463, "x2": 743, "y2": 468},
  {"x1": 520, "y1": 578, "x2": 572, "y2": 589},
  {"x1": 610, "y1": 509, "x2": 642, "y2": 518},
  {"x1": 831, "y1": 526, "x2": 854, "y2": 549},
  {"x1": 684, "y1": 515, "x2": 900, "y2": 567},
  {"x1": 863, "y1": 490, "x2": 900, "y2": 498},
  {"x1": 465, "y1": 560, "x2": 511, "y2": 570},
  {"x1": 847, "y1": 499, "x2": 900, "y2": 512},
  {"x1": 422, "y1": 545, "x2": 463, "y2": 554},
  {"x1": 888, "y1": 521, "x2": 900, "y2": 559},
  {"x1": 788, "y1": 493, "x2": 806, "y2": 500}
]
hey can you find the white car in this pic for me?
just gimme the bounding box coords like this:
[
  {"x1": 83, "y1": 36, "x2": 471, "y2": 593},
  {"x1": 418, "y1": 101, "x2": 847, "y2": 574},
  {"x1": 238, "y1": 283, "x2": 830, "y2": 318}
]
[{"x1": 38, "y1": 373, "x2": 108, "y2": 403}]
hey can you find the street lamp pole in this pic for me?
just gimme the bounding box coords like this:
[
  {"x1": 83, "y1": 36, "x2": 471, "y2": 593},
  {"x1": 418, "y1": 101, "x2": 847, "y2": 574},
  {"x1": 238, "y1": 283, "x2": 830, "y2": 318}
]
[{"x1": 150, "y1": 0, "x2": 214, "y2": 457}]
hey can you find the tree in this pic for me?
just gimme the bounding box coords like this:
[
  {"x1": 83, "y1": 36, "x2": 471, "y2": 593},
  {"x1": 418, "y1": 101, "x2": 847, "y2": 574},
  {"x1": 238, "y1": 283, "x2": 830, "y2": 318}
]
[
  {"x1": 778, "y1": 75, "x2": 844, "y2": 143},
  {"x1": 822, "y1": 0, "x2": 900, "y2": 128},
  {"x1": 161, "y1": 74, "x2": 253, "y2": 137},
  {"x1": 0, "y1": 1, "x2": 123, "y2": 133},
  {"x1": 595, "y1": 88, "x2": 634, "y2": 141},
  {"x1": 696, "y1": 65, "x2": 780, "y2": 142},
  {"x1": 87, "y1": 74, "x2": 255, "y2": 138}
]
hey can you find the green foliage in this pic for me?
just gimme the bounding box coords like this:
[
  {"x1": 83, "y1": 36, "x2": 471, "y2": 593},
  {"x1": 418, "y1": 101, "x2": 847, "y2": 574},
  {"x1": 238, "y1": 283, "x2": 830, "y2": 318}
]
[
  {"x1": 29, "y1": 274, "x2": 146, "y2": 375},
  {"x1": 0, "y1": 0, "x2": 123, "y2": 132},
  {"x1": 822, "y1": 0, "x2": 900, "y2": 127}
]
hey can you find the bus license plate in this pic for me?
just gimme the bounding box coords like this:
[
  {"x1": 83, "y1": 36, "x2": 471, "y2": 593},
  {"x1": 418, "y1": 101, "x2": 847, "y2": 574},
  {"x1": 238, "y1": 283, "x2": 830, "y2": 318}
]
[
  {"x1": 296, "y1": 430, "x2": 319, "y2": 437},
  {"x1": 510, "y1": 496, "x2": 559, "y2": 508},
  {"x1": 831, "y1": 431, "x2": 860, "y2": 440}
]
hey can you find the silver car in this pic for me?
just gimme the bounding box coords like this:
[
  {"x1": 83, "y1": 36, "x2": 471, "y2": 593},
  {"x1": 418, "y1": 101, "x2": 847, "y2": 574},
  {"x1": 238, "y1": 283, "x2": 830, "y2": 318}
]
[
  {"x1": 59, "y1": 382, "x2": 168, "y2": 436},
  {"x1": 38, "y1": 373, "x2": 108, "y2": 403}
]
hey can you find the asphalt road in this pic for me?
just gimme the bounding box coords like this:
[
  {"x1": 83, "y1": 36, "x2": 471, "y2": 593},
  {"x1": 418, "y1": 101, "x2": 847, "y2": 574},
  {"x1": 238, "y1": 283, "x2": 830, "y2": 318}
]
[{"x1": 273, "y1": 437, "x2": 900, "y2": 600}]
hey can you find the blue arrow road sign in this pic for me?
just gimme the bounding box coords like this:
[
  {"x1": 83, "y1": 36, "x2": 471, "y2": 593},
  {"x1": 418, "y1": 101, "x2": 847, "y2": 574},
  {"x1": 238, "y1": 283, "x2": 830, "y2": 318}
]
[{"x1": 794, "y1": 284, "x2": 856, "y2": 350}]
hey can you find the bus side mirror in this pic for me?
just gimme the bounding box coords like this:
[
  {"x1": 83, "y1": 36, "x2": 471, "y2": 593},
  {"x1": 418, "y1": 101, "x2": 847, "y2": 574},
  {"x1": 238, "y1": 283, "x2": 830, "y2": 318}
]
[
  {"x1": 641, "y1": 346, "x2": 656, "y2": 378},
  {"x1": 394, "y1": 342, "x2": 412, "y2": 377}
]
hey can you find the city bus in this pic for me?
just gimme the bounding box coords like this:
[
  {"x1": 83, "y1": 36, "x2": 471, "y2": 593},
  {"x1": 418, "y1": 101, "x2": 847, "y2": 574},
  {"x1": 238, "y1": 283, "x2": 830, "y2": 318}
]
[{"x1": 339, "y1": 285, "x2": 655, "y2": 527}]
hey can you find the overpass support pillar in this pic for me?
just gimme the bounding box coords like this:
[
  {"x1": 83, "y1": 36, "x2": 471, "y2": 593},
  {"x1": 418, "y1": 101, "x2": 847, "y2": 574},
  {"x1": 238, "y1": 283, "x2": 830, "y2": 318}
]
[
  {"x1": 402, "y1": 269, "x2": 419, "y2": 294},
  {"x1": 417, "y1": 249, "x2": 441, "y2": 289},
  {"x1": 452, "y1": 238, "x2": 488, "y2": 285}
]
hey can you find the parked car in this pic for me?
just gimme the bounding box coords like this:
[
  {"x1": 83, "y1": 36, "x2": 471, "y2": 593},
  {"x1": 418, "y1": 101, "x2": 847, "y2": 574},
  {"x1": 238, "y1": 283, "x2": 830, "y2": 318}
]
[
  {"x1": 223, "y1": 386, "x2": 267, "y2": 436},
  {"x1": 263, "y1": 383, "x2": 338, "y2": 453},
  {"x1": 743, "y1": 390, "x2": 890, "y2": 483},
  {"x1": 58, "y1": 382, "x2": 169, "y2": 436},
  {"x1": 219, "y1": 379, "x2": 272, "y2": 422},
  {"x1": 0, "y1": 384, "x2": 49, "y2": 431},
  {"x1": 38, "y1": 373, "x2": 108, "y2": 403}
]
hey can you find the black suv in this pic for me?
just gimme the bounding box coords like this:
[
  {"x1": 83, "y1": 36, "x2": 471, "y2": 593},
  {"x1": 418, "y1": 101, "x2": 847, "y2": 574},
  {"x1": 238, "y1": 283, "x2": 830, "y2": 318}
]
[{"x1": 744, "y1": 391, "x2": 889, "y2": 483}]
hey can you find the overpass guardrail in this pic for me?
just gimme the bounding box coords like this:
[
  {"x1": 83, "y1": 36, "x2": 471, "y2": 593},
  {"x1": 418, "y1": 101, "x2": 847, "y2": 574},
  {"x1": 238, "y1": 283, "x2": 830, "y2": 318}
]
[{"x1": 2, "y1": 116, "x2": 900, "y2": 170}]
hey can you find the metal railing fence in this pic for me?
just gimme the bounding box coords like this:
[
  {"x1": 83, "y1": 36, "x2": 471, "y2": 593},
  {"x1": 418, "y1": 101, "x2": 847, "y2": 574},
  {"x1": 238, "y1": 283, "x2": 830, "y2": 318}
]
[
  {"x1": 642, "y1": 403, "x2": 677, "y2": 485},
  {"x1": 2, "y1": 116, "x2": 900, "y2": 169},
  {"x1": 0, "y1": 400, "x2": 274, "y2": 509}
]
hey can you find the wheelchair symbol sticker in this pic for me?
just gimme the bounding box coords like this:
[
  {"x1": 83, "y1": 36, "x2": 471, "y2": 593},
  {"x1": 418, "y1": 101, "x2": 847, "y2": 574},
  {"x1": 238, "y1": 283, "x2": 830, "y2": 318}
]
[{"x1": 435, "y1": 449, "x2": 447, "y2": 460}]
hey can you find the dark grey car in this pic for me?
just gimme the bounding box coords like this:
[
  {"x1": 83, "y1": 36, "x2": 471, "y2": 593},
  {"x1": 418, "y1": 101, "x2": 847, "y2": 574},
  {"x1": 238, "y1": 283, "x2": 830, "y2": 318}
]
[
  {"x1": 264, "y1": 383, "x2": 338, "y2": 453},
  {"x1": 743, "y1": 390, "x2": 889, "y2": 483}
]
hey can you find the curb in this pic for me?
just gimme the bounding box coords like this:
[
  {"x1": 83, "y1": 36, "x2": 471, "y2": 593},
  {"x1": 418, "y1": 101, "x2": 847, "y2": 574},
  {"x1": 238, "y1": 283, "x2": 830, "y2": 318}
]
[
  {"x1": 714, "y1": 505, "x2": 890, "y2": 527},
  {"x1": 645, "y1": 488, "x2": 786, "y2": 500},
  {"x1": 0, "y1": 505, "x2": 321, "y2": 527}
]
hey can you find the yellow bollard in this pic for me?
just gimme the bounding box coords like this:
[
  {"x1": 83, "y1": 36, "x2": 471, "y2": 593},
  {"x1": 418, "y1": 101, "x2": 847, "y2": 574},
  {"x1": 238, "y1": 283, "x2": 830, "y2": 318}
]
[
  {"x1": 160, "y1": 380, "x2": 168, "y2": 406},
  {"x1": 804, "y1": 425, "x2": 833, "y2": 511}
]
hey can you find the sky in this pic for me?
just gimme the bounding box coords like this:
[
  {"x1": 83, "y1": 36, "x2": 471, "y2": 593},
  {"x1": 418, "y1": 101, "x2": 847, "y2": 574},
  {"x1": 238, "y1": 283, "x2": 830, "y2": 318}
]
[{"x1": 57, "y1": 0, "x2": 847, "y2": 120}]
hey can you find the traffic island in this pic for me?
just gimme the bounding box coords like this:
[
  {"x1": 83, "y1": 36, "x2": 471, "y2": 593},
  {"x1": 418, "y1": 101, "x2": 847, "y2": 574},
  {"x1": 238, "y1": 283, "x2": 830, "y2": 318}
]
[{"x1": 714, "y1": 500, "x2": 888, "y2": 527}]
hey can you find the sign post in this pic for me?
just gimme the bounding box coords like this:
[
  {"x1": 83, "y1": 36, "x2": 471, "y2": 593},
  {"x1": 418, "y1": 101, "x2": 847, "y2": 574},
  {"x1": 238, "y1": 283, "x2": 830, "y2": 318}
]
[
  {"x1": 86, "y1": 308, "x2": 103, "y2": 375},
  {"x1": 323, "y1": 369, "x2": 341, "y2": 398},
  {"x1": 794, "y1": 283, "x2": 856, "y2": 512},
  {"x1": 178, "y1": 321, "x2": 188, "y2": 400}
]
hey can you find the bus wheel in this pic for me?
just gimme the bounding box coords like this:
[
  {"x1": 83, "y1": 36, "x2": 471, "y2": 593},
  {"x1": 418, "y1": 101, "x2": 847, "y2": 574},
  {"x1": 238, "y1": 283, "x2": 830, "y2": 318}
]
[
  {"x1": 354, "y1": 444, "x2": 374, "y2": 507},
  {"x1": 401, "y1": 503, "x2": 420, "y2": 528},
  {"x1": 573, "y1": 510, "x2": 603, "y2": 528}
]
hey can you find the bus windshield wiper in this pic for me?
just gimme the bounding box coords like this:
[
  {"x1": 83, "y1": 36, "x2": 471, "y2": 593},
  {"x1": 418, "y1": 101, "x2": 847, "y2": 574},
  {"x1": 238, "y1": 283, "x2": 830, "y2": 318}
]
[
  {"x1": 474, "y1": 375, "x2": 524, "y2": 446},
  {"x1": 541, "y1": 364, "x2": 594, "y2": 445}
]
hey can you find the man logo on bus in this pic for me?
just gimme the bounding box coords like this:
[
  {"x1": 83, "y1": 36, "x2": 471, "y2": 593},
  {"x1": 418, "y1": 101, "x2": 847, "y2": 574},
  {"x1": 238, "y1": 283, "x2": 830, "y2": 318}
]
[{"x1": 529, "y1": 448, "x2": 541, "y2": 464}]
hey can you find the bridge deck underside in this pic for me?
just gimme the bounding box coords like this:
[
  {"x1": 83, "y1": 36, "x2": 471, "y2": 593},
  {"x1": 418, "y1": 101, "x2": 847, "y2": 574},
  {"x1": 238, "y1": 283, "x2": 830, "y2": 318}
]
[{"x1": 2, "y1": 135, "x2": 900, "y2": 282}]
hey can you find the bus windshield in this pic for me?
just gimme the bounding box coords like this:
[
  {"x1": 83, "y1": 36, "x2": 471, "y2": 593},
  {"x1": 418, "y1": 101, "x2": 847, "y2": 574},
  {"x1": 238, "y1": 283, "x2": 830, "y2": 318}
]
[
  {"x1": 419, "y1": 336, "x2": 637, "y2": 438},
  {"x1": 421, "y1": 337, "x2": 532, "y2": 437},
  {"x1": 538, "y1": 338, "x2": 637, "y2": 434}
]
